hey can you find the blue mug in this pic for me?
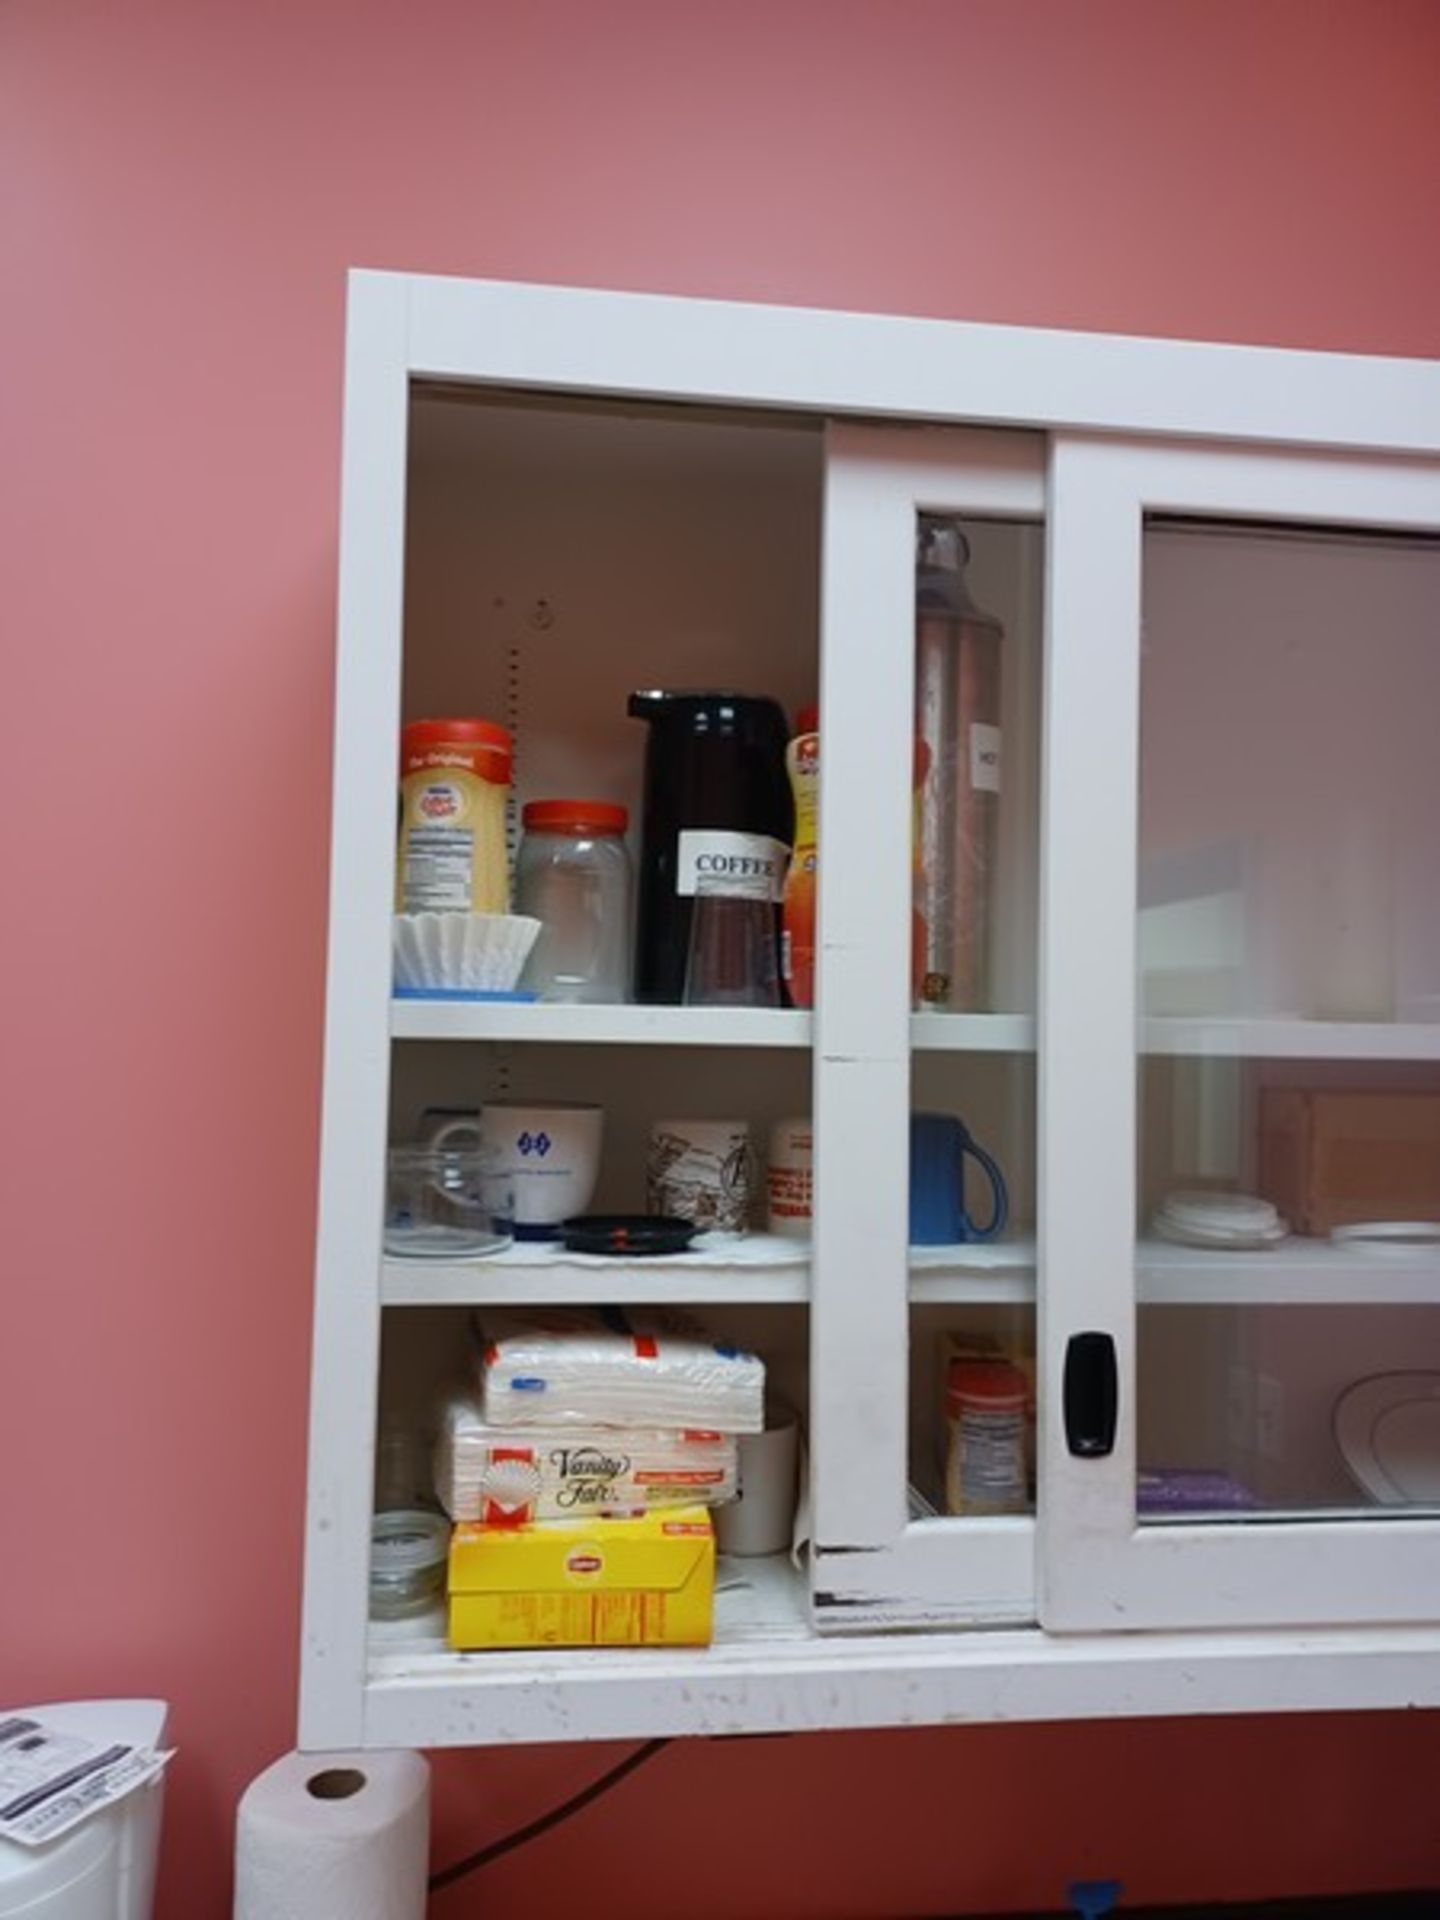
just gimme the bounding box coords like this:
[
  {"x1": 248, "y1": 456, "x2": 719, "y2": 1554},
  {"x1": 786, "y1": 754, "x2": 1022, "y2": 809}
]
[{"x1": 909, "y1": 1111, "x2": 1008, "y2": 1245}]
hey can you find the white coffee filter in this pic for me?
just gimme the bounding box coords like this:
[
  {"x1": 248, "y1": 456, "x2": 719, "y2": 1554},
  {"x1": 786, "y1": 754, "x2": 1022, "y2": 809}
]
[{"x1": 393, "y1": 912, "x2": 541, "y2": 993}]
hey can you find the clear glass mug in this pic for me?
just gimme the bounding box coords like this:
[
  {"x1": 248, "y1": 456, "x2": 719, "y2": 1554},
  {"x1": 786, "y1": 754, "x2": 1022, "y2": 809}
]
[{"x1": 383, "y1": 1132, "x2": 514, "y2": 1258}]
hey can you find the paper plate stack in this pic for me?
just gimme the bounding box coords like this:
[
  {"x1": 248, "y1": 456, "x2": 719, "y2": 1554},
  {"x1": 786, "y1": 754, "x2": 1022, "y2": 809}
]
[{"x1": 1151, "y1": 1190, "x2": 1287, "y2": 1251}]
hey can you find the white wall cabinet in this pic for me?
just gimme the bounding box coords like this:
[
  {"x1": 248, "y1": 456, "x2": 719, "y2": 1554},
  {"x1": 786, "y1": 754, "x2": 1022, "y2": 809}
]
[{"x1": 300, "y1": 271, "x2": 1440, "y2": 1751}]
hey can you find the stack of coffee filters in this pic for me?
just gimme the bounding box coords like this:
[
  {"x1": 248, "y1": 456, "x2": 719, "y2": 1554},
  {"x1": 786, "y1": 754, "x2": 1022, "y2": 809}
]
[{"x1": 431, "y1": 1308, "x2": 765, "y2": 1647}]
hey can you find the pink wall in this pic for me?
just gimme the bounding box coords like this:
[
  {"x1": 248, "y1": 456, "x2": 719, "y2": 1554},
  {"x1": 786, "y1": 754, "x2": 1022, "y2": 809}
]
[{"x1": 3, "y1": 1, "x2": 1439, "y2": 1913}]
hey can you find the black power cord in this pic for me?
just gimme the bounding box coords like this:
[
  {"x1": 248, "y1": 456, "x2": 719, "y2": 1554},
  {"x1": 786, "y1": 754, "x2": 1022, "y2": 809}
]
[{"x1": 427, "y1": 1738, "x2": 671, "y2": 1895}]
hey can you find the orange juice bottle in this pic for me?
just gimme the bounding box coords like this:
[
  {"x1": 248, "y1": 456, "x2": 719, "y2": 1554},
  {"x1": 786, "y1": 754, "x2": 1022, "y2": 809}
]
[{"x1": 780, "y1": 706, "x2": 819, "y2": 1008}]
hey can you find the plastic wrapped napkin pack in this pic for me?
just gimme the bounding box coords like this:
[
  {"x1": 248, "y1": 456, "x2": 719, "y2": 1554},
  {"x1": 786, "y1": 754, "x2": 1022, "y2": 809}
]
[
  {"x1": 434, "y1": 1390, "x2": 739, "y2": 1524},
  {"x1": 473, "y1": 1307, "x2": 766, "y2": 1434}
]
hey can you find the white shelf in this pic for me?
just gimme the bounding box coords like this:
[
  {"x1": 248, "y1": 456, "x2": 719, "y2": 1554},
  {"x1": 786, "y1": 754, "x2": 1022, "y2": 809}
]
[
  {"x1": 911, "y1": 1012, "x2": 1036, "y2": 1052},
  {"x1": 390, "y1": 999, "x2": 1036, "y2": 1052},
  {"x1": 1141, "y1": 1017, "x2": 1440, "y2": 1061},
  {"x1": 382, "y1": 1236, "x2": 1036, "y2": 1306},
  {"x1": 916, "y1": 1236, "x2": 1440, "y2": 1307},
  {"x1": 1141, "y1": 1502, "x2": 1440, "y2": 1527},
  {"x1": 1137, "y1": 1236, "x2": 1440, "y2": 1306},
  {"x1": 907, "y1": 1239, "x2": 1038, "y2": 1304},
  {"x1": 390, "y1": 1001, "x2": 810, "y2": 1047},
  {"x1": 363, "y1": 1576, "x2": 1440, "y2": 1745},
  {"x1": 383, "y1": 1234, "x2": 1440, "y2": 1309},
  {"x1": 381, "y1": 1233, "x2": 810, "y2": 1306}
]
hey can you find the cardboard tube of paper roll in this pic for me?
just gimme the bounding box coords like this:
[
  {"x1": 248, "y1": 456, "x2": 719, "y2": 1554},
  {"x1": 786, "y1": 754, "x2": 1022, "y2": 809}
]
[{"x1": 714, "y1": 1412, "x2": 800, "y2": 1557}]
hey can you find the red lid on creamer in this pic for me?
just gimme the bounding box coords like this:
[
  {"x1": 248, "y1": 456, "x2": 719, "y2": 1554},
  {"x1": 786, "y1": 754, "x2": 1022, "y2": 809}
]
[
  {"x1": 401, "y1": 719, "x2": 512, "y2": 784},
  {"x1": 946, "y1": 1359, "x2": 1027, "y2": 1416}
]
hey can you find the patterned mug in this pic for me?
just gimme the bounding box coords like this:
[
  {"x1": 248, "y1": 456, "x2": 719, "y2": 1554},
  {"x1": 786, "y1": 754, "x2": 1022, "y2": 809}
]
[{"x1": 647, "y1": 1118, "x2": 752, "y2": 1236}]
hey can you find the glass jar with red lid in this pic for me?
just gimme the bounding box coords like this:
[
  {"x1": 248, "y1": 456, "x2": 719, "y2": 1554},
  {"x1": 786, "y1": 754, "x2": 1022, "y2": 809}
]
[{"x1": 515, "y1": 800, "x2": 632, "y2": 1003}]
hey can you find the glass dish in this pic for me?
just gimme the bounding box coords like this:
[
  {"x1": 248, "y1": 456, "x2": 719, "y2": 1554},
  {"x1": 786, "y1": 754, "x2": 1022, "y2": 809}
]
[
  {"x1": 369, "y1": 1508, "x2": 449, "y2": 1620},
  {"x1": 383, "y1": 1143, "x2": 514, "y2": 1259}
]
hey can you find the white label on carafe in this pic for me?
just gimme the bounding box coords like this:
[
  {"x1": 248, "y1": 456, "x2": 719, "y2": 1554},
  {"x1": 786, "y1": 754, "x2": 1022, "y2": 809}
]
[
  {"x1": 970, "y1": 722, "x2": 1002, "y2": 794},
  {"x1": 676, "y1": 830, "x2": 789, "y2": 902}
]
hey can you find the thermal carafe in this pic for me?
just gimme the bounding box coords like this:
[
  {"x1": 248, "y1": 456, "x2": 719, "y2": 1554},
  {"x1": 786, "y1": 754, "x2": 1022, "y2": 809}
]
[
  {"x1": 628, "y1": 690, "x2": 793, "y2": 1004},
  {"x1": 914, "y1": 520, "x2": 1002, "y2": 1011}
]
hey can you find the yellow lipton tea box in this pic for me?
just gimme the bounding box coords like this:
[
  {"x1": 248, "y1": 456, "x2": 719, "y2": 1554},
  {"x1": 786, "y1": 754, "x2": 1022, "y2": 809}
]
[{"x1": 447, "y1": 1506, "x2": 714, "y2": 1649}]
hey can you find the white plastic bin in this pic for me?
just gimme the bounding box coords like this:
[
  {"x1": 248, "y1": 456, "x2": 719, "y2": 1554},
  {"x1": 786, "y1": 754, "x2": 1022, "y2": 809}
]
[{"x1": 0, "y1": 1702, "x2": 166, "y2": 1920}]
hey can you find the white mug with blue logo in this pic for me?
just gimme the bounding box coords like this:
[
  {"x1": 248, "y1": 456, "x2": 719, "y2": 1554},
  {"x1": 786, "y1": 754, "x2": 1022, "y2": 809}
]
[{"x1": 477, "y1": 1101, "x2": 604, "y2": 1239}]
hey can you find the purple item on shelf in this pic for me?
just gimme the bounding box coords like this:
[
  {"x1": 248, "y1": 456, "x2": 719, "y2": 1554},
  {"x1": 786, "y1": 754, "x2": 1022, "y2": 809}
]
[{"x1": 1137, "y1": 1469, "x2": 1260, "y2": 1514}]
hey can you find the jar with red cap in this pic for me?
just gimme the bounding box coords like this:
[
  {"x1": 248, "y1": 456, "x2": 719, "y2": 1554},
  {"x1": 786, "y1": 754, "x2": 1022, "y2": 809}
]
[
  {"x1": 515, "y1": 800, "x2": 632, "y2": 1003},
  {"x1": 397, "y1": 719, "x2": 513, "y2": 914},
  {"x1": 943, "y1": 1356, "x2": 1029, "y2": 1515}
]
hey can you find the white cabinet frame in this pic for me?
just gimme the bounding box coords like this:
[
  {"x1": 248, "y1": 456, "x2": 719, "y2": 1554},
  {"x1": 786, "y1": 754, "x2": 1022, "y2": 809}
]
[
  {"x1": 300, "y1": 270, "x2": 1440, "y2": 1749},
  {"x1": 812, "y1": 426, "x2": 1042, "y2": 1629},
  {"x1": 300, "y1": 276, "x2": 411, "y2": 1747},
  {"x1": 1039, "y1": 435, "x2": 1440, "y2": 1632}
]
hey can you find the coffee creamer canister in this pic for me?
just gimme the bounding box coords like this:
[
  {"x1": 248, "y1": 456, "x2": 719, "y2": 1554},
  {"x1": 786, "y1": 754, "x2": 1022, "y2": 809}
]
[{"x1": 397, "y1": 719, "x2": 513, "y2": 913}]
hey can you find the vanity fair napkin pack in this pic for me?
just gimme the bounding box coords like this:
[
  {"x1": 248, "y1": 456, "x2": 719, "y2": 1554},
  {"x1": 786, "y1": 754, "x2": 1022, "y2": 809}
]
[
  {"x1": 434, "y1": 1390, "x2": 739, "y2": 1523},
  {"x1": 473, "y1": 1307, "x2": 766, "y2": 1434}
]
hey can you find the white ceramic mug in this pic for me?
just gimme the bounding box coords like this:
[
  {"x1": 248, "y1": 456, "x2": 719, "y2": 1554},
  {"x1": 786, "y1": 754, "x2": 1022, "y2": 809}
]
[
  {"x1": 478, "y1": 1101, "x2": 604, "y2": 1239},
  {"x1": 765, "y1": 1117, "x2": 812, "y2": 1238},
  {"x1": 647, "y1": 1119, "x2": 751, "y2": 1235},
  {"x1": 714, "y1": 1410, "x2": 801, "y2": 1557}
]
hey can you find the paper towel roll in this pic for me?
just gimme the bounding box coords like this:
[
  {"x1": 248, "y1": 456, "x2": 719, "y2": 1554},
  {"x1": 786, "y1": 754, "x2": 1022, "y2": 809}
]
[{"x1": 235, "y1": 1747, "x2": 429, "y2": 1920}]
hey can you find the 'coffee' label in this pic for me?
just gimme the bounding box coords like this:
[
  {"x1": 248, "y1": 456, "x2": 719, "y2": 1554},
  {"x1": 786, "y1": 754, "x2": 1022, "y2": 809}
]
[{"x1": 676, "y1": 830, "x2": 789, "y2": 902}]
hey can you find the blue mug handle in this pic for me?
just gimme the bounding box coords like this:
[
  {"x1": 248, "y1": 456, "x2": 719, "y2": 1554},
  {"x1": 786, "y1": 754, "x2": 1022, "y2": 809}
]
[{"x1": 957, "y1": 1126, "x2": 1008, "y2": 1242}]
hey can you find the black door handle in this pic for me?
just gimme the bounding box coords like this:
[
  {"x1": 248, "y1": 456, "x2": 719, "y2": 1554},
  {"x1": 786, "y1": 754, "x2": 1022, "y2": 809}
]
[{"x1": 1064, "y1": 1332, "x2": 1118, "y2": 1457}]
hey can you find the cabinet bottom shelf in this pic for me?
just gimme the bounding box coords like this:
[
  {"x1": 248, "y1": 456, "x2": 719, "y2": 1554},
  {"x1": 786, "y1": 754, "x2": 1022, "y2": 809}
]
[{"x1": 357, "y1": 1555, "x2": 1440, "y2": 1748}]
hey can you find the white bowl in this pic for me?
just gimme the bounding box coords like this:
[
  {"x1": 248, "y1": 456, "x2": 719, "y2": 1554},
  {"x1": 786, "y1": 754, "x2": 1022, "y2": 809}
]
[{"x1": 393, "y1": 912, "x2": 541, "y2": 995}]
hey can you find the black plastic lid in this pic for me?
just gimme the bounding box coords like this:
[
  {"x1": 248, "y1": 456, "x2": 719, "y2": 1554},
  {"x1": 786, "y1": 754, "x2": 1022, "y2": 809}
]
[{"x1": 559, "y1": 1214, "x2": 699, "y2": 1257}]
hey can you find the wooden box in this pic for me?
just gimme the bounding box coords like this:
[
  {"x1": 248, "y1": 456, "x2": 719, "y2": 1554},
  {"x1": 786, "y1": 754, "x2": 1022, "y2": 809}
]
[{"x1": 1258, "y1": 1089, "x2": 1440, "y2": 1235}]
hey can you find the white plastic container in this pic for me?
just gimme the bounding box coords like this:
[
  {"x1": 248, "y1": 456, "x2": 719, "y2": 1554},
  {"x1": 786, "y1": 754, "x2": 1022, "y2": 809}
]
[
  {"x1": 0, "y1": 1701, "x2": 166, "y2": 1920},
  {"x1": 383, "y1": 1139, "x2": 514, "y2": 1259},
  {"x1": 515, "y1": 801, "x2": 632, "y2": 1003}
]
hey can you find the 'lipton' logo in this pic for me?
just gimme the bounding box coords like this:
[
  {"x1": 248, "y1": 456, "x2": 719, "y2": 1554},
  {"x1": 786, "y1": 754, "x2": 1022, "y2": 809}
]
[{"x1": 566, "y1": 1551, "x2": 604, "y2": 1577}]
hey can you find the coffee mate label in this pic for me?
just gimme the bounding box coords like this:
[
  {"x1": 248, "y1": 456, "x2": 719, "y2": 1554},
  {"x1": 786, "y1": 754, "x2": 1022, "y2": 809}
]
[{"x1": 676, "y1": 830, "x2": 789, "y2": 902}]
